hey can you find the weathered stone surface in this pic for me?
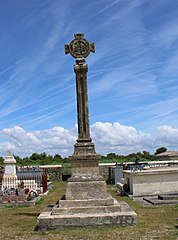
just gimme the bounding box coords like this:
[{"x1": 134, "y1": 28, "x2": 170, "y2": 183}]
[
  {"x1": 99, "y1": 163, "x2": 116, "y2": 181},
  {"x1": 70, "y1": 142, "x2": 101, "y2": 179},
  {"x1": 39, "y1": 165, "x2": 62, "y2": 181},
  {"x1": 52, "y1": 200, "x2": 121, "y2": 215},
  {"x1": 57, "y1": 198, "x2": 115, "y2": 208},
  {"x1": 36, "y1": 201, "x2": 137, "y2": 231},
  {"x1": 72, "y1": 141, "x2": 97, "y2": 156},
  {"x1": 66, "y1": 180, "x2": 109, "y2": 200}
]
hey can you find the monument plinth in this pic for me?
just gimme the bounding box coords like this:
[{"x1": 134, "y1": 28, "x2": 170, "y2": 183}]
[{"x1": 36, "y1": 34, "x2": 137, "y2": 230}]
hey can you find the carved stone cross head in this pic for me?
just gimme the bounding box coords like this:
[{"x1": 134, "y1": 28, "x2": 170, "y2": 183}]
[{"x1": 65, "y1": 33, "x2": 95, "y2": 59}]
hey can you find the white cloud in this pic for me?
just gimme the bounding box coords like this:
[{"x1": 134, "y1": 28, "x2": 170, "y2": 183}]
[
  {"x1": 0, "y1": 142, "x2": 16, "y2": 153},
  {"x1": 0, "y1": 122, "x2": 178, "y2": 158},
  {"x1": 155, "y1": 125, "x2": 178, "y2": 148},
  {"x1": 155, "y1": 19, "x2": 178, "y2": 48},
  {"x1": 90, "y1": 0, "x2": 121, "y2": 18},
  {"x1": 91, "y1": 122, "x2": 154, "y2": 154},
  {"x1": 0, "y1": 125, "x2": 76, "y2": 157}
]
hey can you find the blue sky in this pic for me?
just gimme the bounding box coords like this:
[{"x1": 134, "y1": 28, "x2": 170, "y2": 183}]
[{"x1": 0, "y1": 0, "x2": 178, "y2": 157}]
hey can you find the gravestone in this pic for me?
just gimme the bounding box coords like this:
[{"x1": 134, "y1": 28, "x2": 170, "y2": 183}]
[
  {"x1": 2, "y1": 150, "x2": 17, "y2": 190},
  {"x1": 36, "y1": 34, "x2": 137, "y2": 230}
]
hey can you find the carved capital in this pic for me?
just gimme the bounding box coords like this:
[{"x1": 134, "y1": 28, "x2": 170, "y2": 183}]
[{"x1": 74, "y1": 63, "x2": 88, "y2": 74}]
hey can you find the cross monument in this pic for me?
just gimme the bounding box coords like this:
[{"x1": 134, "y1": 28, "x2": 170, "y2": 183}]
[{"x1": 36, "y1": 34, "x2": 137, "y2": 230}]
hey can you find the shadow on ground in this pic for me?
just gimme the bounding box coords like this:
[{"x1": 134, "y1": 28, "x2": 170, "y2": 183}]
[{"x1": 14, "y1": 212, "x2": 40, "y2": 217}]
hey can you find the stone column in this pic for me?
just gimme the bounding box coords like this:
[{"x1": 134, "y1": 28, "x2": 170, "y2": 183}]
[
  {"x1": 65, "y1": 34, "x2": 105, "y2": 198},
  {"x1": 74, "y1": 58, "x2": 91, "y2": 142}
]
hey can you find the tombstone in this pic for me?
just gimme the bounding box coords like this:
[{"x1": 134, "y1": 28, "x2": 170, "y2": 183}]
[
  {"x1": 36, "y1": 34, "x2": 137, "y2": 230},
  {"x1": 2, "y1": 151, "x2": 17, "y2": 190},
  {"x1": 114, "y1": 164, "x2": 124, "y2": 184}
]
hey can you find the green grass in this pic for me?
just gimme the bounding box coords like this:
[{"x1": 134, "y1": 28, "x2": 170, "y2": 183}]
[{"x1": 0, "y1": 182, "x2": 177, "y2": 240}]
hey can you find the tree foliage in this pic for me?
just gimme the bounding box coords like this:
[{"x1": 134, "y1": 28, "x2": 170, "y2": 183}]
[
  {"x1": 12, "y1": 152, "x2": 67, "y2": 166},
  {"x1": 101, "y1": 150, "x2": 156, "y2": 163},
  {"x1": 155, "y1": 147, "x2": 167, "y2": 155},
  {"x1": 0, "y1": 149, "x2": 159, "y2": 167}
]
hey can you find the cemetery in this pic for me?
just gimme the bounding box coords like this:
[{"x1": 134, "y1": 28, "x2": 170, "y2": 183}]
[
  {"x1": 0, "y1": 34, "x2": 178, "y2": 239},
  {"x1": 0, "y1": 151, "x2": 49, "y2": 207},
  {"x1": 0, "y1": 180, "x2": 177, "y2": 240}
]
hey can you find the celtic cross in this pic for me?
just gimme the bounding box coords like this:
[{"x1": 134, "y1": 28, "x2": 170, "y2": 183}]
[{"x1": 65, "y1": 34, "x2": 95, "y2": 59}]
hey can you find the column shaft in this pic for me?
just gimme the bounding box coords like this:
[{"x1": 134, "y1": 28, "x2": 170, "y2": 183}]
[{"x1": 74, "y1": 61, "x2": 91, "y2": 142}]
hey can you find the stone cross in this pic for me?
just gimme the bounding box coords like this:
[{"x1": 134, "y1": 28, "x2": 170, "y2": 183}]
[
  {"x1": 36, "y1": 34, "x2": 137, "y2": 232},
  {"x1": 65, "y1": 33, "x2": 95, "y2": 59},
  {"x1": 65, "y1": 34, "x2": 95, "y2": 142}
]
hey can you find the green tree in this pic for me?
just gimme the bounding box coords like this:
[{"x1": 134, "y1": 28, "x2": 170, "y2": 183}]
[
  {"x1": 155, "y1": 147, "x2": 167, "y2": 155},
  {"x1": 22, "y1": 156, "x2": 32, "y2": 166},
  {"x1": 14, "y1": 155, "x2": 23, "y2": 165},
  {"x1": 107, "y1": 153, "x2": 117, "y2": 159},
  {"x1": 54, "y1": 154, "x2": 62, "y2": 160},
  {"x1": 30, "y1": 152, "x2": 41, "y2": 160}
]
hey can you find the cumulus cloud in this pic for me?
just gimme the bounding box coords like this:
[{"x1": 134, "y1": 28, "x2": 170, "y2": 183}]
[
  {"x1": 0, "y1": 125, "x2": 76, "y2": 157},
  {"x1": 0, "y1": 122, "x2": 177, "y2": 157},
  {"x1": 155, "y1": 125, "x2": 178, "y2": 147},
  {"x1": 91, "y1": 122, "x2": 154, "y2": 155}
]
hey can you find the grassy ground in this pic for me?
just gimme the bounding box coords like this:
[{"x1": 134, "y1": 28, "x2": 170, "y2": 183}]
[{"x1": 0, "y1": 181, "x2": 177, "y2": 240}]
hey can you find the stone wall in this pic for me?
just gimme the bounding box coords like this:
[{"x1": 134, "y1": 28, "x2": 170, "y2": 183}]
[
  {"x1": 39, "y1": 165, "x2": 62, "y2": 181},
  {"x1": 39, "y1": 164, "x2": 114, "y2": 182},
  {"x1": 99, "y1": 163, "x2": 115, "y2": 181}
]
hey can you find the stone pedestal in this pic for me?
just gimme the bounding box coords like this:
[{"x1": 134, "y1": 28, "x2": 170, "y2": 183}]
[{"x1": 37, "y1": 141, "x2": 137, "y2": 230}]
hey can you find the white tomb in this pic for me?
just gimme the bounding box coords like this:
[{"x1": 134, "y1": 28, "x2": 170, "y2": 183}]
[
  {"x1": 2, "y1": 151, "x2": 17, "y2": 190},
  {"x1": 2, "y1": 151, "x2": 39, "y2": 192},
  {"x1": 122, "y1": 166, "x2": 178, "y2": 196}
]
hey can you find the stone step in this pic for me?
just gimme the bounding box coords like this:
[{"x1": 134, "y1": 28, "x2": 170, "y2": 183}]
[
  {"x1": 59, "y1": 197, "x2": 115, "y2": 208},
  {"x1": 52, "y1": 204, "x2": 121, "y2": 215},
  {"x1": 143, "y1": 197, "x2": 178, "y2": 205},
  {"x1": 158, "y1": 194, "x2": 178, "y2": 200},
  {"x1": 36, "y1": 201, "x2": 137, "y2": 231}
]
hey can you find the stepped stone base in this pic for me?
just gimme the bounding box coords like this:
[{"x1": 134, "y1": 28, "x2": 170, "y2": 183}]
[
  {"x1": 36, "y1": 201, "x2": 137, "y2": 231},
  {"x1": 52, "y1": 197, "x2": 121, "y2": 215},
  {"x1": 36, "y1": 157, "x2": 137, "y2": 230},
  {"x1": 36, "y1": 143, "x2": 137, "y2": 231}
]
